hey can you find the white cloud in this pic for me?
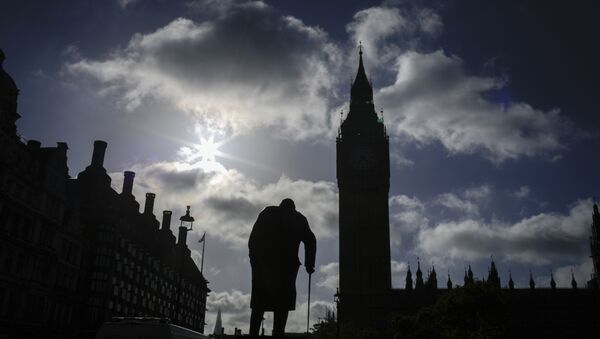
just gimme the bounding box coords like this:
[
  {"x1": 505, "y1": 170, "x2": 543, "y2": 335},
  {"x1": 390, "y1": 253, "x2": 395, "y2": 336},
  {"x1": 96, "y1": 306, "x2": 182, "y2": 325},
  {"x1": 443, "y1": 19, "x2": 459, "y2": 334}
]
[
  {"x1": 346, "y1": 6, "x2": 441, "y2": 66},
  {"x1": 391, "y1": 260, "x2": 408, "y2": 288},
  {"x1": 434, "y1": 184, "x2": 492, "y2": 217},
  {"x1": 389, "y1": 194, "x2": 428, "y2": 248},
  {"x1": 514, "y1": 185, "x2": 531, "y2": 199},
  {"x1": 346, "y1": 6, "x2": 409, "y2": 65},
  {"x1": 417, "y1": 8, "x2": 443, "y2": 35},
  {"x1": 67, "y1": 2, "x2": 342, "y2": 140},
  {"x1": 117, "y1": 0, "x2": 138, "y2": 8},
  {"x1": 206, "y1": 289, "x2": 251, "y2": 334},
  {"x1": 378, "y1": 50, "x2": 569, "y2": 162},
  {"x1": 110, "y1": 156, "x2": 339, "y2": 249},
  {"x1": 464, "y1": 184, "x2": 493, "y2": 201},
  {"x1": 554, "y1": 259, "x2": 593, "y2": 287},
  {"x1": 417, "y1": 199, "x2": 593, "y2": 265},
  {"x1": 66, "y1": 3, "x2": 572, "y2": 163},
  {"x1": 316, "y1": 262, "x2": 339, "y2": 292},
  {"x1": 436, "y1": 193, "x2": 479, "y2": 216}
]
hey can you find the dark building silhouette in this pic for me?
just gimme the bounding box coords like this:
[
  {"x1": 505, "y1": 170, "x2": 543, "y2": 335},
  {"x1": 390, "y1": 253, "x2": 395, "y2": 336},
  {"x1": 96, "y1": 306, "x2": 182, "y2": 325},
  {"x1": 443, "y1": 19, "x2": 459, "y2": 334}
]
[
  {"x1": 0, "y1": 49, "x2": 208, "y2": 339},
  {"x1": 336, "y1": 48, "x2": 600, "y2": 337}
]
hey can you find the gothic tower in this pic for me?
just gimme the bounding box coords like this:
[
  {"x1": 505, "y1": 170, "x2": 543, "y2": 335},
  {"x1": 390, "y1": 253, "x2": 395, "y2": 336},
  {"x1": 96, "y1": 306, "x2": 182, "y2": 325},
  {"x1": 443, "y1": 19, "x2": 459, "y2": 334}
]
[{"x1": 337, "y1": 47, "x2": 391, "y2": 325}]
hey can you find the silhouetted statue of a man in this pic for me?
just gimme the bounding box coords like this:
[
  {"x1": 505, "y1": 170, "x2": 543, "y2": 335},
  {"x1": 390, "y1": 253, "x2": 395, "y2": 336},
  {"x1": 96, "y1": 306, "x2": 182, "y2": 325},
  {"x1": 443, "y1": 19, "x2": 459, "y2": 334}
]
[{"x1": 249, "y1": 198, "x2": 317, "y2": 338}]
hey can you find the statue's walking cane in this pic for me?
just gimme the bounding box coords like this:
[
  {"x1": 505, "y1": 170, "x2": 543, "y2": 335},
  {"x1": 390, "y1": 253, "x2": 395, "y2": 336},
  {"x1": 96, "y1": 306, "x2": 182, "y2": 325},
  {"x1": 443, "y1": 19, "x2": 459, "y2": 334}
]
[{"x1": 307, "y1": 272, "x2": 312, "y2": 335}]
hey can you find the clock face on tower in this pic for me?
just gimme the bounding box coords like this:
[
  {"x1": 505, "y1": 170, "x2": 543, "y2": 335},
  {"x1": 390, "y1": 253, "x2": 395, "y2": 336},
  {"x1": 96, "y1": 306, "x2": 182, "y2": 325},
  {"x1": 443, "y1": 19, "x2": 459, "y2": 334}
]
[{"x1": 352, "y1": 147, "x2": 375, "y2": 171}]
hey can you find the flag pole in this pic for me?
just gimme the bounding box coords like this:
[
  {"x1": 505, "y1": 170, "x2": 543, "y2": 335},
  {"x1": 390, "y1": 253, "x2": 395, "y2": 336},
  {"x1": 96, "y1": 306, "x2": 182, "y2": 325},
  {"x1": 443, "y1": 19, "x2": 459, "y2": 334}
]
[{"x1": 200, "y1": 232, "x2": 206, "y2": 274}]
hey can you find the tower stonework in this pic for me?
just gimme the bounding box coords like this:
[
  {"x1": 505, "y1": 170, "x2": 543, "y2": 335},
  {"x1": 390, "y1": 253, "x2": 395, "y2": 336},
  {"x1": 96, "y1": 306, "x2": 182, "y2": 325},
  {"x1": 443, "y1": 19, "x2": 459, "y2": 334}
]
[{"x1": 336, "y1": 48, "x2": 391, "y2": 327}]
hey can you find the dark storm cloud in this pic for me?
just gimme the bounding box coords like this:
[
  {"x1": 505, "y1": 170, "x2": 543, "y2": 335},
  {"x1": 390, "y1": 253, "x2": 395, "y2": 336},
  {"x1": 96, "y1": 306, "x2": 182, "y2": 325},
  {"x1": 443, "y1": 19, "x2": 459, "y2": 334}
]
[
  {"x1": 205, "y1": 196, "x2": 262, "y2": 222},
  {"x1": 149, "y1": 166, "x2": 210, "y2": 191},
  {"x1": 66, "y1": 1, "x2": 341, "y2": 139},
  {"x1": 148, "y1": 5, "x2": 325, "y2": 87},
  {"x1": 65, "y1": 1, "x2": 574, "y2": 162}
]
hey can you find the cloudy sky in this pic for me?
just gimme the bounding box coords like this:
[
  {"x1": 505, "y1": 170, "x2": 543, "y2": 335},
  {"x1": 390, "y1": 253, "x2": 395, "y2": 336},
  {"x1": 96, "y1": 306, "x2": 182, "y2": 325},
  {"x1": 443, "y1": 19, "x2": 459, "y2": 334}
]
[{"x1": 2, "y1": 0, "x2": 600, "y2": 334}]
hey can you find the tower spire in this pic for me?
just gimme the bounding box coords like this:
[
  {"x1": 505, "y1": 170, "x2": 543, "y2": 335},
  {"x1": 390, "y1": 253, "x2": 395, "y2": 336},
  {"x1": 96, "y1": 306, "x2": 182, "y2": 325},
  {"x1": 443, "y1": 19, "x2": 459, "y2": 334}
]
[
  {"x1": 405, "y1": 264, "x2": 413, "y2": 290},
  {"x1": 415, "y1": 258, "x2": 424, "y2": 290},
  {"x1": 350, "y1": 43, "x2": 374, "y2": 107},
  {"x1": 529, "y1": 270, "x2": 536, "y2": 290}
]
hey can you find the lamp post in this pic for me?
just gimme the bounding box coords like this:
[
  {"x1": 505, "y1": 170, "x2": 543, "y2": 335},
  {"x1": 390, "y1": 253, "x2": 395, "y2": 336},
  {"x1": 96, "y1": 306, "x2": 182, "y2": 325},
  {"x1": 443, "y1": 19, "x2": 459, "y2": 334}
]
[{"x1": 175, "y1": 206, "x2": 194, "y2": 323}]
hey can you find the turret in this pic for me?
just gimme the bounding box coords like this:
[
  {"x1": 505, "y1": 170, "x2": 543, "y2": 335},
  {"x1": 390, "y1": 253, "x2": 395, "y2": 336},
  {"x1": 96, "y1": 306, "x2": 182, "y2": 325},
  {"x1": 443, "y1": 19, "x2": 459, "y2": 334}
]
[
  {"x1": 550, "y1": 270, "x2": 556, "y2": 290},
  {"x1": 529, "y1": 271, "x2": 535, "y2": 290},
  {"x1": 426, "y1": 264, "x2": 437, "y2": 290},
  {"x1": 415, "y1": 260, "x2": 424, "y2": 290},
  {"x1": 487, "y1": 257, "x2": 501, "y2": 288},
  {"x1": 405, "y1": 265, "x2": 413, "y2": 290},
  {"x1": 508, "y1": 270, "x2": 515, "y2": 290},
  {"x1": 464, "y1": 265, "x2": 474, "y2": 286},
  {"x1": 571, "y1": 270, "x2": 578, "y2": 289},
  {"x1": 446, "y1": 270, "x2": 453, "y2": 290}
]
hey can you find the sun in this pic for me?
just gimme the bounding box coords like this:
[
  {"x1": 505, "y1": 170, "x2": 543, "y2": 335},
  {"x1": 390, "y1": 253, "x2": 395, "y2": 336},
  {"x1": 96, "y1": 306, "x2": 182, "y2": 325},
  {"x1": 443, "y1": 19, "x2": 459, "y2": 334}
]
[
  {"x1": 197, "y1": 137, "x2": 219, "y2": 162},
  {"x1": 192, "y1": 136, "x2": 227, "y2": 173}
]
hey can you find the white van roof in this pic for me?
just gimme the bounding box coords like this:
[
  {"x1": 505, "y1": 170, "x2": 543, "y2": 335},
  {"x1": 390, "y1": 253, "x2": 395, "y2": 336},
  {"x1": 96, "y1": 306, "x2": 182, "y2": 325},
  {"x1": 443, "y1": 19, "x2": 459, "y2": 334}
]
[{"x1": 95, "y1": 317, "x2": 211, "y2": 339}]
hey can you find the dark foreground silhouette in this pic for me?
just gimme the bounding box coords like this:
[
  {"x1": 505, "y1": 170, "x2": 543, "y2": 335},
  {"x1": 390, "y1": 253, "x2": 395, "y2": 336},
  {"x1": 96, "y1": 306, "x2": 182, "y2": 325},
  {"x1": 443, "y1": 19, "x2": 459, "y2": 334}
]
[{"x1": 248, "y1": 199, "x2": 317, "y2": 338}]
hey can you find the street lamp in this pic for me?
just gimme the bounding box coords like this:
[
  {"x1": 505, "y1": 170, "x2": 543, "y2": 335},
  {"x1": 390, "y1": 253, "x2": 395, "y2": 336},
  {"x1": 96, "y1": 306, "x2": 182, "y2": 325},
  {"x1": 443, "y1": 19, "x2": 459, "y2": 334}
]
[
  {"x1": 180, "y1": 205, "x2": 195, "y2": 230},
  {"x1": 177, "y1": 206, "x2": 194, "y2": 246}
]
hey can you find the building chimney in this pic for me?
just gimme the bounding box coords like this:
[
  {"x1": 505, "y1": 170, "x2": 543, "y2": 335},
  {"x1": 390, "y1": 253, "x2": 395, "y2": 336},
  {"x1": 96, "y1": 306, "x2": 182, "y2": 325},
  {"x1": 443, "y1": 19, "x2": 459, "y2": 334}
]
[
  {"x1": 178, "y1": 226, "x2": 188, "y2": 246},
  {"x1": 122, "y1": 171, "x2": 135, "y2": 195},
  {"x1": 91, "y1": 140, "x2": 107, "y2": 167},
  {"x1": 56, "y1": 142, "x2": 68, "y2": 158},
  {"x1": 144, "y1": 193, "x2": 156, "y2": 215},
  {"x1": 27, "y1": 140, "x2": 41, "y2": 149},
  {"x1": 161, "y1": 210, "x2": 172, "y2": 230}
]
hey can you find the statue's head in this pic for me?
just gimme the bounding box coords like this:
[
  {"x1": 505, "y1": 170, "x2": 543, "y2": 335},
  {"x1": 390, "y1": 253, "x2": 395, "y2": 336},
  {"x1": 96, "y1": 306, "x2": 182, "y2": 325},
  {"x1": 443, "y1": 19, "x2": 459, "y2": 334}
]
[{"x1": 279, "y1": 198, "x2": 296, "y2": 211}]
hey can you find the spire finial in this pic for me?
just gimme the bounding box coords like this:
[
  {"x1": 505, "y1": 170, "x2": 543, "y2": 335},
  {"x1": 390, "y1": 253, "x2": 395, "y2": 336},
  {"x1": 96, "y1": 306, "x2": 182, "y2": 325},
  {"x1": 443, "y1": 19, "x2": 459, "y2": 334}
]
[{"x1": 359, "y1": 41, "x2": 363, "y2": 56}]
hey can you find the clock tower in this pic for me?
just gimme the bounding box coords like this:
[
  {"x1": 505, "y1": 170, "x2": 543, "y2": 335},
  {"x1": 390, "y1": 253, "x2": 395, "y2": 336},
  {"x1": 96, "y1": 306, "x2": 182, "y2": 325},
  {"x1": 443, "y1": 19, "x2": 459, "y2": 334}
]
[{"x1": 337, "y1": 47, "x2": 391, "y2": 326}]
